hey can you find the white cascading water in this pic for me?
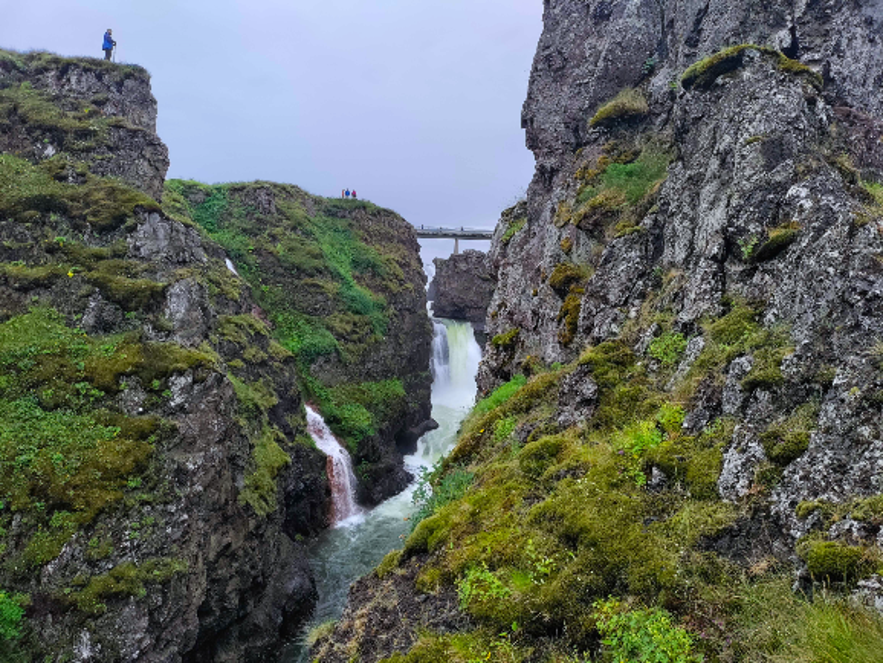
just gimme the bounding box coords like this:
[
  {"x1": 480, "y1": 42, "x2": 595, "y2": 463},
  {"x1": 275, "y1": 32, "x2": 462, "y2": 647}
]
[
  {"x1": 304, "y1": 404, "x2": 363, "y2": 527},
  {"x1": 284, "y1": 317, "x2": 481, "y2": 662}
]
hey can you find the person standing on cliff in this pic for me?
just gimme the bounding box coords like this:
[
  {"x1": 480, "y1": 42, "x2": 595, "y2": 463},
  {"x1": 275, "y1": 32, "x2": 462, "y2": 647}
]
[
  {"x1": 352, "y1": 189, "x2": 357, "y2": 199},
  {"x1": 345, "y1": 189, "x2": 351, "y2": 199},
  {"x1": 102, "y1": 29, "x2": 116, "y2": 61}
]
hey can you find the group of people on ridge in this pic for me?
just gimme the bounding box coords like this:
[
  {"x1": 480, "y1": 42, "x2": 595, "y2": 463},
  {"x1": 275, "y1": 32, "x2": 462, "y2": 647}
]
[{"x1": 341, "y1": 188, "x2": 358, "y2": 200}]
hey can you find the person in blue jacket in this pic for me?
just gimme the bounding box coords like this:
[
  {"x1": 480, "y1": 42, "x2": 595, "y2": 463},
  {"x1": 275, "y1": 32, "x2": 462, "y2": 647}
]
[{"x1": 102, "y1": 29, "x2": 116, "y2": 61}]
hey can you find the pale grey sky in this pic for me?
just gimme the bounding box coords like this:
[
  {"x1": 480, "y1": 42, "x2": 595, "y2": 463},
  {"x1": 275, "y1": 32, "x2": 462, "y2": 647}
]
[{"x1": 1, "y1": 0, "x2": 541, "y2": 245}]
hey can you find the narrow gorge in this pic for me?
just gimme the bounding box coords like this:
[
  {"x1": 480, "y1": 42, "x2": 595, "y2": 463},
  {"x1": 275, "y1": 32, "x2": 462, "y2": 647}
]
[{"x1": 3, "y1": 0, "x2": 883, "y2": 661}]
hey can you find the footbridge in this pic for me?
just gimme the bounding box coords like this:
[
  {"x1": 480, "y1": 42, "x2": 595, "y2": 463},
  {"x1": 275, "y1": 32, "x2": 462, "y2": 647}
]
[{"x1": 413, "y1": 225, "x2": 494, "y2": 254}]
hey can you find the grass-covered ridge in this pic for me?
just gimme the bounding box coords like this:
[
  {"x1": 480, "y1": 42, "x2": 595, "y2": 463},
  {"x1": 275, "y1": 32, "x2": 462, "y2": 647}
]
[
  {"x1": 0, "y1": 48, "x2": 148, "y2": 84},
  {"x1": 164, "y1": 179, "x2": 424, "y2": 450}
]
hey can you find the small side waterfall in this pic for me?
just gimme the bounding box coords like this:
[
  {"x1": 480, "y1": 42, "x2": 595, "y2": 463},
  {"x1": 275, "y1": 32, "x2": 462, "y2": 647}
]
[{"x1": 305, "y1": 405, "x2": 362, "y2": 527}]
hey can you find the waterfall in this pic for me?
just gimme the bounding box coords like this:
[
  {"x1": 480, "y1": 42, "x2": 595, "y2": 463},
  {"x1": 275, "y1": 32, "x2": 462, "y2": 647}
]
[
  {"x1": 430, "y1": 320, "x2": 450, "y2": 385},
  {"x1": 305, "y1": 405, "x2": 363, "y2": 527},
  {"x1": 283, "y1": 318, "x2": 482, "y2": 662}
]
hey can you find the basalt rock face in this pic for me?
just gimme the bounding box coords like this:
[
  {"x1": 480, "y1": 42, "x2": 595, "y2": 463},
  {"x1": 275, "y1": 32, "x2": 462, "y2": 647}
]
[
  {"x1": 0, "y1": 50, "x2": 169, "y2": 200},
  {"x1": 317, "y1": 2, "x2": 883, "y2": 661},
  {"x1": 429, "y1": 250, "x2": 495, "y2": 325},
  {"x1": 0, "y1": 51, "x2": 431, "y2": 663},
  {"x1": 483, "y1": 0, "x2": 883, "y2": 558},
  {"x1": 481, "y1": 0, "x2": 883, "y2": 548}
]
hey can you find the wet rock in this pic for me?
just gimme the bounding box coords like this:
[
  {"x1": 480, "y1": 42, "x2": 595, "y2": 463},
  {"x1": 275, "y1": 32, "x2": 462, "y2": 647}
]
[{"x1": 429, "y1": 250, "x2": 496, "y2": 324}]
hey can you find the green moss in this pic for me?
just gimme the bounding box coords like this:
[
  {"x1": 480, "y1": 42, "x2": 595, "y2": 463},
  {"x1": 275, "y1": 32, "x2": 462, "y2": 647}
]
[
  {"x1": 218, "y1": 314, "x2": 269, "y2": 345},
  {"x1": 682, "y1": 45, "x2": 822, "y2": 90},
  {"x1": 0, "y1": 590, "x2": 26, "y2": 640},
  {"x1": 65, "y1": 558, "x2": 187, "y2": 615},
  {"x1": 548, "y1": 263, "x2": 590, "y2": 296},
  {"x1": 752, "y1": 224, "x2": 800, "y2": 262},
  {"x1": 501, "y1": 217, "x2": 526, "y2": 244},
  {"x1": 163, "y1": 178, "x2": 404, "y2": 375},
  {"x1": 741, "y1": 344, "x2": 793, "y2": 391},
  {"x1": 375, "y1": 550, "x2": 403, "y2": 579},
  {"x1": 317, "y1": 378, "x2": 408, "y2": 449},
  {"x1": 682, "y1": 45, "x2": 756, "y2": 89},
  {"x1": 648, "y1": 331, "x2": 688, "y2": 366},
  {"x1": 239, "y1": 427, "x2": 291, "y2": 516},
  {"x1": 559, "y1": 237, "x2": 574, "y2": 254},
  {"x1": 491, "y1": 328, "x2": 520, "y2": 350},
  {"x1": 556, "y1": 293, "x2": 581, "y2": 346},
  {"x1": 589, "y1": 88, "x2": 649, "y2": 127},
  {"x1": 760, "y1": 403, "x2": 819, "y2": 465},
  {"x1": 84, "y1": 271, "x2": 166, "y2": 310},
  {"x1": 798, "y1": 539, "x2": 871, "y2": 583},
  {"x1": 863, "y1": 181, "x2": 883, "y2": 206},
  {"x1": 796, "y1": 500, "x2": 834, "y2": 521},
  {"x1": 0, "y1": 154, "x2": 160, "y2": 230}
]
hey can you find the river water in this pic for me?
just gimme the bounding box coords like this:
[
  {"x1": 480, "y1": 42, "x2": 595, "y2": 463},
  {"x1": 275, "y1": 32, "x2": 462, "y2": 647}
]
[{"x1": 282, "y1": 318, "x2": 481, "y2": 662}]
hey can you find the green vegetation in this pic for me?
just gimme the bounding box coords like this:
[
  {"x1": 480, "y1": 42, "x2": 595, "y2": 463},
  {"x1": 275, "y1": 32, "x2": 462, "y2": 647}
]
[
  {"x1": 0, "y1": 83, "x2": 128, "y2": 154},
  {"x1": 411, "y1": 464, "x2": 474, "y2": 529},
  {"x1": 561, "y1": 141, "x2": 670, "y2": 238},
  {"x1": 491, "y1": 329, "x2": 520, "y2": 350},
  {"x1": 548, "y1": 263, "x2": 590, "y2": 296},
  {"x1": 682, "y1": 45, "x2": 822, "y2": 90},
  {"x1": 0, "y1": 308, "x2": 172, "y2": 569},
  {"x1": 760, "y1": 402, "x2": 819, "y2": 466},
  {"x1": 594, "y1": 598, "x2": 699, "y2": 662},
  {"x1": 676, "y1": 300, "x2": 793, "y2": 401},
  {"x1": 0, "y1": 590, "x2": 25, "y2": 640},
  {"x1": 0, "y1": 48, "x2": 147, "y2": 84},
  {"x1": 590, "y1": 88, "x2": 649, "y2": 128},
  {"x1": 0, "y1": 154, "x2": 160, "y2": 229},
  {"x1": 65, "y1": 558, "x2": 187, "y2": 615},
  {"x1": 502, "y1": 216, "x2": 527, "y2": 244},
  {"x1": 557, "y1": 293, "x2": 582, "y2": 346},
  {"x1": 649, "y1": 332, "x2": 688, "y2": 367},
  {"x1": 370, "y1": 286, "x2": 875, "y2": 662},
  {"x1": 747, "y1": 223, "x2": 801, "y2": 263},
  {"x1": 797, "y1": 539, "x2": 872, "y2": 583}
]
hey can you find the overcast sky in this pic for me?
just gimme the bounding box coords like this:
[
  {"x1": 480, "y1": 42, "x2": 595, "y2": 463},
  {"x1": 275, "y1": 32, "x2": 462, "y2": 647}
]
[{"x1": 1, "y1": 1, "x2": 542, "y2": 260}]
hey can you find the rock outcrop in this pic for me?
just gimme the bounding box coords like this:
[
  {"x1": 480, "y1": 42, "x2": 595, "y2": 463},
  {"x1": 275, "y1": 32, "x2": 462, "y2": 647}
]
[
  {"x1": 0, "y1": 48, "x2": 432, "y2": 662},
  {"x1": 0, "y1": 51, "x2": 169, "y2": 200},
  {"x1": 317, "y1": 2, "x2": 883, "y2": 661},
  {"x1": 429, "y1": 250, "x2": 495, "y2": 325}
]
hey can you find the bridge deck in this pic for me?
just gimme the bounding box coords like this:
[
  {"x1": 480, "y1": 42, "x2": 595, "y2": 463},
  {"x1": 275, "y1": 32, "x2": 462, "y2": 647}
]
[{"x1": 413, "y1": 226, "x2": 493, "y2": 240}]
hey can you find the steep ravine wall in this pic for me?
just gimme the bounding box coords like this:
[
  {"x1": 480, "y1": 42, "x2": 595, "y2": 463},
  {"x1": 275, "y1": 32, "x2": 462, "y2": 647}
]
[
  {"x1": 315, "y1": 2, "x2": 883, "y2": 662},
  {"x1": 0, "y1": 49, "x2": 432, "y2": 662}
]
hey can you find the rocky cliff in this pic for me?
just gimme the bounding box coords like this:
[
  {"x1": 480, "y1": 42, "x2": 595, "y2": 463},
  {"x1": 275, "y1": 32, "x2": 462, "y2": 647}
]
[
  {"x1": 429, "y1": 250, "x2": 495, "y2": 326},
  {"x1": 163, "y1": 180, "x2": 434, "y2": 502},
  {"x1": 316, "y1": 2, "x2": 883, "y2": 661},
  {"x1": 0, "y1": 48, "x2": 431, "y2": 662}
]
